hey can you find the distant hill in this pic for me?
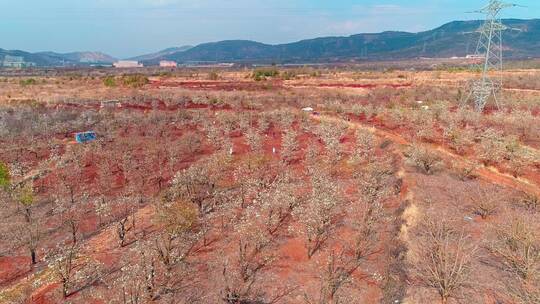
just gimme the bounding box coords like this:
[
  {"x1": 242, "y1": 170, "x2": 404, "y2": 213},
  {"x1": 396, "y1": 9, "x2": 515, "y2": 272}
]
[
  {"x1": 128, "y1": 46, "x2": 193, "y2": 62},
  {"x1": 2, "y1": 19, "x2": 540, "y2": 67},
  {"x1": 0, "y1": 49, "x2": 116, "y2": 67},
  {"x1": 152, "y1": 19, "x2": 540, "y2": 64},
  {"x1": 38, "y1": 51, "x2": 117, "y2": 64}
]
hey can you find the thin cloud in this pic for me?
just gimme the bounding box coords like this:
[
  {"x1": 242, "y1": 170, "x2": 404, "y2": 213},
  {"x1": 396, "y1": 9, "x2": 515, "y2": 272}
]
[{"x1": 325, "y1": 4, "x2": 434, "y2": 35}]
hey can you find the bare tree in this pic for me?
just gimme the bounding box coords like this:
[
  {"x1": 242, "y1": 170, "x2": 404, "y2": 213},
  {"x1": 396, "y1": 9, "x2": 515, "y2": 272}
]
[
  {"x1": 183, "y1": 131, "x2": 203, "y2": 155},
  {"x1": 113, "y1": 241, "x2": 157, "y2": 303},
  {"x1": 281, "y1": 128, "x2": 299, "y2": 164},
  {"x1": 5, "y1": 179, "x2": 43, "y2": 265},
  {"x1": 95, "y1": 197, "x2": 112, "y2": 229},
  {"x1": 465, "y1": 184, "x2": 507, "y2": 219},
  {"x1": 233, "y1": 154, "x2": 280, "y2": 210},
  {"x1": 304, "y1": 251, "x2": 355, "y2": 304},
  {"x1": 206, "y1": 120, "x2": 227, "y2": 151},
  {"x1": 172, "y1": 161, "x2": 218, "y2": 216},
  {"x1": 411, "y1": 219, "x2": 477, "y2": 304},
  {"x1": 489, "y1": 216, "x2": 540, "y2": 298},
  {"x1": 257, "y1": 175, "x2": 300, "y2": 236},
  {"x1": 51, "y1": 147, "x2": 92, "y2": 244},
  {"x1": 113, "y1": 263, "x2": 148, "y2": 304},
  {"x1": 443, "y1": 123, "x2": 474, "y2": 155},
  {"x1": 122, "y1": 149, "x2": 149, "y2": 207},
  {"x1": 315, "y1": 122, "x2": 347, "y2": 163},
  {"x1": 220, "y1": 226, "x2": 275, "y2": 303},
  {"x1": 258, "y1": 115, "x2": 271, "y2": 134},
  {"x1": 294, "y1": 168, "x2": 342, "y2": 258},
  {"x1": 355, "y1": 160, "x2": 397, "y2": 207},
  {"x1": 350, "y1": 128, "x2": 376, "y2": 164},
  {"x1": 450, "y1": 160, "x2": 478, "y2": 181},
  {"x1": 482, "y1": 214, "x2": 540, "y2": 303},
  {"x1": 305, "y1": 202, "x2": 379, "y2": 304},
  {"x1": 405, "y1": 145, "x2": 442, "y2": 175},
  {"x1": 151, "y1": 198, "x2": 202, "y2": 296},
  {"x1": 115, "y1": 198, "x2": 137, "y2": 247},
  {"x1": 516, "y1": 194, "x2": 540, "y2": 213},
  {"x1": 477, "y1": 128, "x2": 506, "y2": 166},
  {"x1": 507, "y1": 146, "x2": 534, "y2": 178},
  {"x1": 245, "y1": 128, "x2": 263, "y2": 153},
  {"x1": 48, "y1": 242, "x2": 80, "y2": 298}
]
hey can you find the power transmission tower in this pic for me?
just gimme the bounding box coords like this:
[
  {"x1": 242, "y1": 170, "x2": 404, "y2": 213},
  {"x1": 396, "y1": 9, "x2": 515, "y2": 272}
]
[{"x1": 463, "y1": 0, "x2": 517, "y2": 112}]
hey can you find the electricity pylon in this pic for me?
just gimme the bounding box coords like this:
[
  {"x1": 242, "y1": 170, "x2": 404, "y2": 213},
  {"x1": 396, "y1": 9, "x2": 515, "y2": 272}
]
[{"x1": 463, "y1": 0, "x2": 517, "y2": 112}]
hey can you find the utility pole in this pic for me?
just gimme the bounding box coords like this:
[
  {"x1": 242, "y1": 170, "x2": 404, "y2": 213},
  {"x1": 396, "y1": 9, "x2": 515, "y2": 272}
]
[{"x1": 463, "y1": 0, "x2": 517, "y2": 112}]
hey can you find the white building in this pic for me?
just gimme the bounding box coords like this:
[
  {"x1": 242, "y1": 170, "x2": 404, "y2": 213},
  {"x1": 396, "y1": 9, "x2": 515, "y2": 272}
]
[
  {"x1": 466, "y1": 54, "x2": 485, "y2": 59},
  {"x1": 113, "y1": 60, "x2": 143, "y2": 68},
  {"x1": 159, "y1": 60, "x2": 177, "y2": 68},
  {"x1": 2, "y1": 55, "x2": 35, "y2": 68}
]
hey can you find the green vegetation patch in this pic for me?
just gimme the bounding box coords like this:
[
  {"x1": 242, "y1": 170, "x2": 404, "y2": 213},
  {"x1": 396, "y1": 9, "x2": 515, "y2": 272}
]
[
  {"x1": 252, "y1": 68, "x2": 279, "y2": 81},
  {"x1": 0, "y1": 162, "x2": 9, "y2": 190},
  {"x1": 120, "y1": 74, "x2": 149, "y2": 88},
  {"x1": 103, "y1": 76, "x2": 117, "y2": 87},
  {"x1": 19, "y1": 78, "x2": 37, "y2": 86}
]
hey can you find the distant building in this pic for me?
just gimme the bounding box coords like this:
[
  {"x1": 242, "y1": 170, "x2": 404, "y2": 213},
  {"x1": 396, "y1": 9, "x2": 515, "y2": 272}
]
[
  {"x1": 159, "y1": 60, "x2": 177, "y2": 67},
  {"x1": 113, "y1": 60, "x2": 143, "y2": 68},
  {"x1": 2, "y1": 55, "x2": 35, "y2": 68},
  {"x1": 466, "y1": 54, "x2": 485, "y2": 59}
]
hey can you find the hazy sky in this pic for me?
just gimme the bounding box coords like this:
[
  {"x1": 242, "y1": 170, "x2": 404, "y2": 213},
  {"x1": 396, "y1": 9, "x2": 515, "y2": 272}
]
[{"x1": 0, "y1": 0, "x2": 538, "y2": 58}]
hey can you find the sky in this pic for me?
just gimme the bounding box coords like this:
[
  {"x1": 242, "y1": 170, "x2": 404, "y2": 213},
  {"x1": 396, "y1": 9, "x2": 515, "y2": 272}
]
[{"x1": 0, "y1": 0, "x2": 538, "y2": 58}]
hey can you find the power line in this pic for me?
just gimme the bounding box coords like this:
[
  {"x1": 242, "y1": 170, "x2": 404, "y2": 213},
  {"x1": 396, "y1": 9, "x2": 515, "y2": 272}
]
[{"x1": 462, "y1": 0, "x2": 519, "y2": 112}]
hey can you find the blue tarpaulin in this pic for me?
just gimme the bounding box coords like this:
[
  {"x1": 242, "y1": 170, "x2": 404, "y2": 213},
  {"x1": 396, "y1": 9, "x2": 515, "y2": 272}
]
[{"x1": 75, "y1": 131, "x2": 97, "y2": 143}]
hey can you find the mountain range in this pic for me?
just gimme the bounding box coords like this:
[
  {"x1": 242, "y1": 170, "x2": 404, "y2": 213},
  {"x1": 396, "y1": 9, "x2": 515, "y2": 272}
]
[
  {"x1": 2, "y1": 19, "x2": 540, "y2": 67},
  {"x1": 0, "y1": 49, "x2": 117, "y2": 67},
  {"x1": 127, "y1": 46, "x2": 194, "y2": 62}
]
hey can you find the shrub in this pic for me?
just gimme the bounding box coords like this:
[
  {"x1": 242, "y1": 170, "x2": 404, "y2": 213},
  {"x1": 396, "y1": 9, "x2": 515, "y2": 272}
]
[
  {"x1": 443, "y1": 125, "x2": 474, "y2": 155},
  {"x1": 156, "y1": 71, "x2": 172, "y2": 77},
  {"x1": 19, "y1": 78, "x2": 37, "y2": 86},
  {"x1": 208, "y1": 72, "x2": 219, "y2": 80},
  {"x1": 450, "y1": 160, "x2": 478, "y2": 181},
  {"x1": 208, "y1": 97, "x2": 223, "y2": 106},
  {"x1": 488, "y1": 216, "x2": 540, "y2": 303},
  {"x1": 17, "y1": 184, "x2": 34, "y2": 206},
  {"x1": 466, "y1": 185, "x2": 505, "y2": 219},
  {"x1": 280, "y1": 70, "x2": 296, "y2": 80},
  {"x1": 477, "y1": 129, "x2": 508, "y2": 166},
  {"x1": 155, "y1": 199, "x2": 198, "y2": 234},
  {"x1": 103, "y1": 76, "x2": 117, "y2": 87},
  {"x1": 502, "y1": 140, "x2": 535, "y2": 178},
  {"x1": 120, "y1": 74, "x2": 149, "y2": 88},
  {"x1": 252, "y1": 68, "x2": 279, "y2": 81},
  {"x1": 489, "y1": 217, "x2": 540, "y2": 280},
  {"x1": 405, "y1": 145, "x2": 442, "y2": 175},
  {"x1": 0, "y1": 162, "x2": 10, "y2": 190},
  {"x1": 208, "y1": 71, "x2": 219, "y2": 80},
  {"x1": 516, "y1": 194, "x2": 540, "y2": 213}
]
